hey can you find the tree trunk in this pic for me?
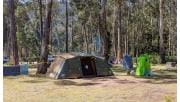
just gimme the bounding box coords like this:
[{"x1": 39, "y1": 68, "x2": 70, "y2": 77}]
[
  {"x1": 159, "y1": 0, "x2": 166, "y2": 63},
  {"x1": 99, "y1": 0, "x2": 110, "y2": 61},
  {"x1": 81, "y1": 24, "x2": 85, "y2": 52},
  {"x1": 65, "y1": 0, "x2": 69, "y2": 52},
  {"x1": 7, "y1": 27, "x2": 11, "y2": 57},
  {"x1": 133, "y1": 28, "x2": 136, "y2": 57},
  {"x1": 112, "y1": 5, "x2": 116, "y2": 57},
  {"x1": 113, "y1": 1, "x2": 123, "y2": 63},
  {"x1": 117, "y1": 27, "x2": 120, "y2": 63},
  {"x1": 71, "y1": 14, "x2": 74, "y2": 51},
  {"x1": 37, "y1": 0, "x2": 53, "y2": 74},
  {"x1": 84, "y1": 25, "x2": 89, "y2": 53},
  {"x1": 8, "y1": 0, "x2": 19, "y2": 65},
  {"x1": 38, "y1": 0, "x2": 43, "y2": 41}
]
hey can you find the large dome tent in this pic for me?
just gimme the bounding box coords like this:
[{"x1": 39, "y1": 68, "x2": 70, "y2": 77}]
[{"x1": 46, "y1": 53, "x2": 113, "y2": 79}]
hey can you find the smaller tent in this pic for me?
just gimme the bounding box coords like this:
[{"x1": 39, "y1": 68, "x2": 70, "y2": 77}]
[
  {"x1": 47, "y1": 53, "x2": 113, "y2": 79},
  {"x1": 135, "y1": 54, "x2": 151, "y2": 76},
  {"x1": 122, "y1": 54, "x2": 133, "y2": 70}
]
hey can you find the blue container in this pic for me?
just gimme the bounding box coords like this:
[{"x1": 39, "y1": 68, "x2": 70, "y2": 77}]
[
  {"x1": 3, "y1": 65, "x2": 20, "y2": 76},
  {"x1": 20, "y1": 64, "x2": 28, "y2": 75}
]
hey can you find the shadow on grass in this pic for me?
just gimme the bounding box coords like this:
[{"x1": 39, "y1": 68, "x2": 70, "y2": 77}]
[
  {"x1": 80, "y1": 76, "x2": 118, "y2": 81},
  {"x1": 3, "y1": 76, "x2": 19, "y2": 79},
  {"x1": 18, "y1": 74, "x2": 50, "y2": 83},
  {"x1": 28, "y1": 74, "x2": 47, "y2": 78},
  {"x1": 115, "y1": 79, "x2": 136, "y2": 84},
  {"x1": 134, "y1": 74, "x2": 176, "y2": 80},
  {"x1": 54, "y1": 78, "x2": 137, "y2": 86},
  {"x1": 54, "y1": 80, "x2": 100, "y2": 86},
  {"x1": 112, "y1": 65, "x2": 177, "y2": 84},
  {"x1": 134, "y1": 69, "x2": 177, "y2": 84},
  {"x1": 111, "y1": 66, "x2": 127, "y2": 77},
  {"x1": 153, "y1": 69, "x2": 177, "y2": 73},
  {"x1": 21, "y1": 80, "x2": 48, "y2": 83},
  {"x1": 111, "y1": 66, "x2": 126, "y2": 73},
  {"x1": 4, "y1": 72, "x2": 47, "y2": 80},
  {"x1": 141, "y1": 79, "x2": 177, "y2": 84}
]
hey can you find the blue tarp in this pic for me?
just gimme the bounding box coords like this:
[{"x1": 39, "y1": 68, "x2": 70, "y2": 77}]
[
  {"x1": 3, "y1": 64, "x2": 28, "y2": 76},
  {"x1": 3, "y1": 65, "x2": 20, "y2": 76},
  {"x1": 122, "y1": 54, "x2": 133, "y2": 70}
]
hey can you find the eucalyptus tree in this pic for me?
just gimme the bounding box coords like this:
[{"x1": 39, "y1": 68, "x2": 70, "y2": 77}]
[
  {"x1": 8, "y1": 0, "x2": 19, "y2": 65},
  {"x1": 65, "y1": 0, "x2": 69, "y2": 52},
  {"x1": 159, "y1": 0, "x2": 165, "y2": 63},
  {"x1": 37, "y1": 0, "x2": 53, "y2": 74},
  {"x1": 98, "y1": 0, "x2": 111, "y2": 60}
]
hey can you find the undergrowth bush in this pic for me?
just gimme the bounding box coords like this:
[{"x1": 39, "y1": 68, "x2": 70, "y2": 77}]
[
  {"x1": 149, "y1": 54, "x2": 160, "y2": 64},
  {"x1": 165, "y1": 56, "x2": 177, "y2": 62}
]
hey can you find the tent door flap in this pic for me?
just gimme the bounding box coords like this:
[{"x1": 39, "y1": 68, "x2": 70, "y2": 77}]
[{"x1": 80, "y1": 57, "x2": 97, "y2": 76}]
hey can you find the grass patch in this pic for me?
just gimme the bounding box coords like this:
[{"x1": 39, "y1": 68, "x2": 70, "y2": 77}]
[
  {"x1": 3, "y1": 64, "x2": 177, "y2": 102},
  {"x1": 111, "y1": 66, "x2": 127, "y2": 76}
]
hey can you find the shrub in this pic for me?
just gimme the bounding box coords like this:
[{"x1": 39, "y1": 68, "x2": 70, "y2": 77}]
[
  {"x1": 165, "y1": 56, "x2": 177, "y2": 62},
  {"x1": 149, "y1": 53, "x2": 160, "y2": 64}
]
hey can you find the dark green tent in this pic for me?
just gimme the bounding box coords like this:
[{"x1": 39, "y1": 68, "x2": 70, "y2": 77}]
[{"x1": 47, "y1": 53, "x2": 113, "y2": 79}]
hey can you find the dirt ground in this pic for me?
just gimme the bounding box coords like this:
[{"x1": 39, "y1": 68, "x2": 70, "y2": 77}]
[{"x1": 3, "y1": 64, "x2": 177, "y2": 102}]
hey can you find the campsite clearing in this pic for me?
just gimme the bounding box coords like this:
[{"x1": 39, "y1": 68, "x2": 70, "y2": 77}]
[{"x1": 4, "y1": 64, "x2": 176, "y2": 102}]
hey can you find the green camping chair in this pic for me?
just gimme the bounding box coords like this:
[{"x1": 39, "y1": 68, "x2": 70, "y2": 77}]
[{"x1": 135, "y1": 54, "x2": 151, "y2": 76}]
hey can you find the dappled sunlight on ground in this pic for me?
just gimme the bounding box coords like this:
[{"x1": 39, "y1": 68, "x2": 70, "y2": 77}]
[{"x1": 4, "y1": 64, "x2": 176, "y2": 102}]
